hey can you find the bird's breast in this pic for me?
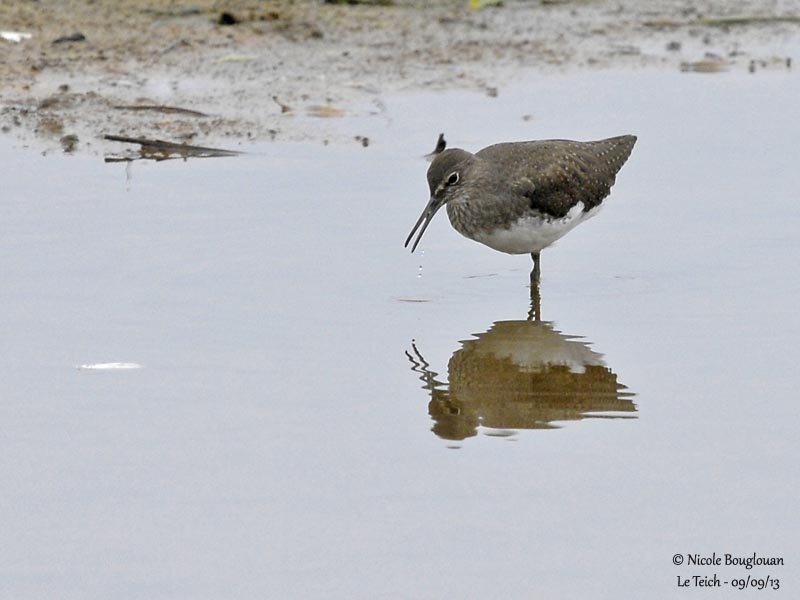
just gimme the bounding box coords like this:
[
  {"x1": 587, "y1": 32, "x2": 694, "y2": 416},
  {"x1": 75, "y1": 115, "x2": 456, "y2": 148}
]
[
  {"x1": 445, "y1": 192, "x2": 523, "y2": 238},
  {"x1": 445, "y1": 194, "x2": 478, "y2": 237},
  {"x1": 463, "y1": 202, "x2": 601, "y2": 255}
]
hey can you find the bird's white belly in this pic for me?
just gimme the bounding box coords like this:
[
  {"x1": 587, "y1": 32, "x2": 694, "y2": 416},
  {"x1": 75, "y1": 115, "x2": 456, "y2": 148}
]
[{"x1": 471, "y1": 203, "x2": 600, "y2": 255}]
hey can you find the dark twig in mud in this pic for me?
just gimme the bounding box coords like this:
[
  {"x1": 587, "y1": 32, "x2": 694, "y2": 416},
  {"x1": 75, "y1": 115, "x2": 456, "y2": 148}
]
[
  {"x1": 324, "y1": 0, "x2": 396, "y2": 5},
  {"x1": 52, "y1": 32, "x2": 86, "y2": 44},
  {"x1": 698, "y1": 15, "x2": 800, "y2": 26},
  {"x1": 103, "y1": 134, "x2": 240, "y2": 162},
  {"x1": 112, "y1": 105, "x2": 209, "y2": 117},
  {"x1": 645, "y1": 15, "x2": 800, "y2": 28},
  {"x1": 680, "y1": 57, "x2": 729, "y2": 72},
  {"x1": 425, "y1": 133, "x2": 446, "y2": 160},
  {"x1": 272, "y1": 96, "x2": 292, "y2": 113},
  {"x1": 431, "y1": 133, "x2": 446, "y2": 154}
]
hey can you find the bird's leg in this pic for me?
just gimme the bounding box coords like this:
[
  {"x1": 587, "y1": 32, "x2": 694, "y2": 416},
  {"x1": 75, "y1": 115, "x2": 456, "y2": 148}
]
[
  {"x1": 530, "y1": 252, "x2": 541, "y2": 285},
  {"x1": 528, "y1": 252, "x2": 542, "y2": 321},
  {"x1": 528, "y1": 281, "x2": 541, "y2": 322}
]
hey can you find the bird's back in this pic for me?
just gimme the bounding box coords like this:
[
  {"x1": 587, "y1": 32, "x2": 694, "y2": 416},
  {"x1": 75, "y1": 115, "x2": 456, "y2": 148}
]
[{"x1": 476, "y1": 135, "x2": 637, "y2": 218}]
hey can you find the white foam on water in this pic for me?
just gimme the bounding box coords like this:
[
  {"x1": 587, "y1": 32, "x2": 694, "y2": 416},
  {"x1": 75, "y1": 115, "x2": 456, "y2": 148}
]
[
  {"x1": 77, "y1": 362, "x2": 143, "y2": 371},
  {"x1": 0, "y1": 31, "x2": 32, "y2": 43}
]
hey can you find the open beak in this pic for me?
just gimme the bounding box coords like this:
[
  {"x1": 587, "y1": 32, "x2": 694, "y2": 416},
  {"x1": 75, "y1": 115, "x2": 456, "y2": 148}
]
[{"x1": 404, "y1": 196, "x2": 444, "y2": 252}]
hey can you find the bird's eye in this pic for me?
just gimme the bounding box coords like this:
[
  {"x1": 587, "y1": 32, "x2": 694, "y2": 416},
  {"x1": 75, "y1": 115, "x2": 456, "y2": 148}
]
[{"x1": 446, "y1": 172, "x2": 459, "y2": 186}]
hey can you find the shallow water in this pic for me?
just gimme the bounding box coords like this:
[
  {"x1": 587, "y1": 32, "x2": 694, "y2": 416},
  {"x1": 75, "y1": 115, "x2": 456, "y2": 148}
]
[{"x1": 2, "y1": 69, "x2": 798, "y2": 598}]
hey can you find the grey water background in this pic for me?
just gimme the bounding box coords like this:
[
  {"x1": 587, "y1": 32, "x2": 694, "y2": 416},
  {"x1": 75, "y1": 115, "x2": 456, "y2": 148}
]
[{"x1": 2, "y1": 70, "x2": 798, "y2": 598}]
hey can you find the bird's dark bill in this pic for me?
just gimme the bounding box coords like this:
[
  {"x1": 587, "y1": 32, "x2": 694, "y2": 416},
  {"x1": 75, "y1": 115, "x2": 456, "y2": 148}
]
[{"x1": 405, "y1": 197, "x2": 443, "y2": 252}]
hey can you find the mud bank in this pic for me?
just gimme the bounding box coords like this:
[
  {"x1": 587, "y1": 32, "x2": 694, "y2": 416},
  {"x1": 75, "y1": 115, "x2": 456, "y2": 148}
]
[{"x1": 1, "y1": 0, "x2": 797, "y2": 154}]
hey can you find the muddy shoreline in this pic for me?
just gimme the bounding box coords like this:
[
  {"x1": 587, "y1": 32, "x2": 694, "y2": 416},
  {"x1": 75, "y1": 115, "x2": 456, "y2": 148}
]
[{"x1": 1, "y1": 0, "x2": 797, "y2": 155}]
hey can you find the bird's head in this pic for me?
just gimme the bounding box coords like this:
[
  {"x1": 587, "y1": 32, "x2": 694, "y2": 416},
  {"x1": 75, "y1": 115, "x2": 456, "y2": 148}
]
[{"x1": 405, "y1": 148, "x2": 473, "y2": 252}]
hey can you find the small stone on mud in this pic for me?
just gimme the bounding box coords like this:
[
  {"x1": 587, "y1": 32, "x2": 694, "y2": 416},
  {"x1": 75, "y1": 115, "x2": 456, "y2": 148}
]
[
  {"x1": 272, "y1": 96, "x2": 292, "y2": 113},
  {"x1": 60, "y1": 134, "x2": 79, "y2": 153},
  {"x1": 218, "y1": 12, "x2": 239, "y2": 26}
]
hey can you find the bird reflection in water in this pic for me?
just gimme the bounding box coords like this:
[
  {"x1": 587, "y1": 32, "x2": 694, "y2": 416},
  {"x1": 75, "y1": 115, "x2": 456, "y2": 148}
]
[{"x1": 406, "y1": 297, "x2": 636, "y2": 441}]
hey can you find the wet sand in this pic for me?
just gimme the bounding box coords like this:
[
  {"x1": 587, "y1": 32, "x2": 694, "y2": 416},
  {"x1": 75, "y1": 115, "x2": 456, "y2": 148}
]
[{"x1": 1, "y1": 0, "x2": 797, "y2": 153}]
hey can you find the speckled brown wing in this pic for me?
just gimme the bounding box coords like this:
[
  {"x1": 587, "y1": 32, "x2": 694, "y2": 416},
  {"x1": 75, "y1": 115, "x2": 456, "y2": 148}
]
[{"x1": 476, "y1": 135, "x2": 637, "y2": 218}]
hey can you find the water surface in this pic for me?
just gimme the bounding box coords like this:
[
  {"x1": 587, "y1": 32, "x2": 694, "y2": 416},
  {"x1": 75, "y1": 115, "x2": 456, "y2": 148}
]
[{"x1": 1, "y1": 69, "x2": 798, "y2": 598}]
